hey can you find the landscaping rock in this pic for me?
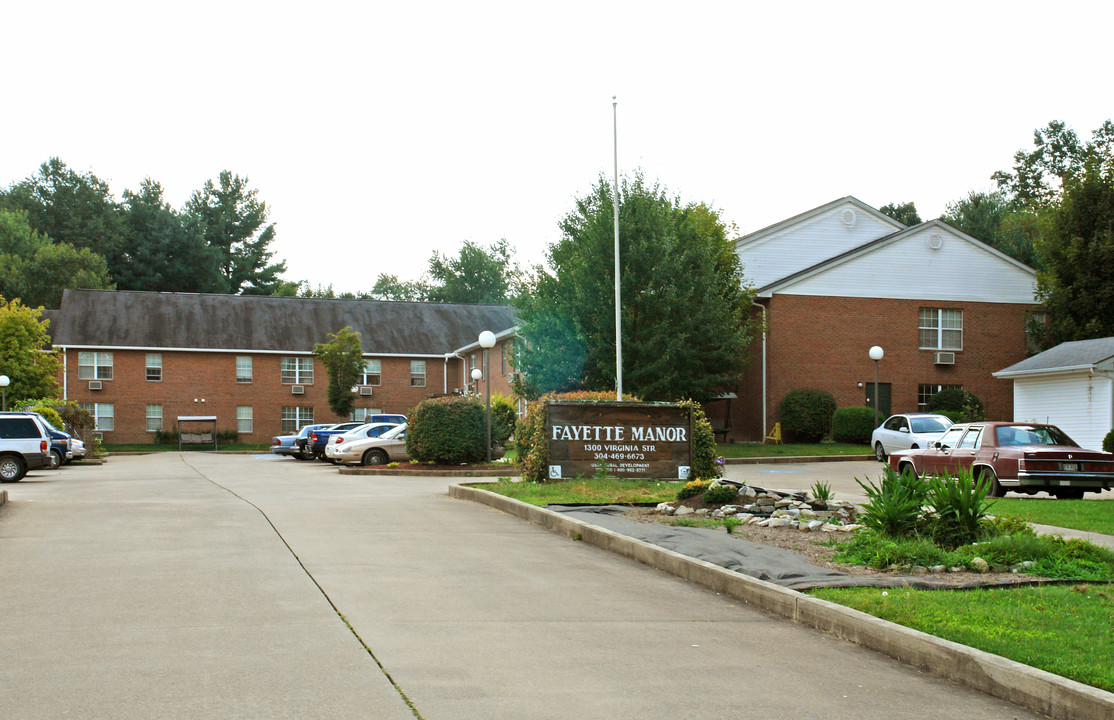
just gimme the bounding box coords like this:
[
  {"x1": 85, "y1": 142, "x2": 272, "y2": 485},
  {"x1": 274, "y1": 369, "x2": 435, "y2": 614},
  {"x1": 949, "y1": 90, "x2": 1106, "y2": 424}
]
[{"x1": 970, "y1": 557, "x2": 990, "y2": 573}]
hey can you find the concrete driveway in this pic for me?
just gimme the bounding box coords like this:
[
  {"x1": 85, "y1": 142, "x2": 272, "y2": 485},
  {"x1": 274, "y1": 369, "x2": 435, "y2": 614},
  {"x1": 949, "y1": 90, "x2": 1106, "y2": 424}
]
[{"x1": 0, "y1": 454, "x2": 1052, "y2": 719}]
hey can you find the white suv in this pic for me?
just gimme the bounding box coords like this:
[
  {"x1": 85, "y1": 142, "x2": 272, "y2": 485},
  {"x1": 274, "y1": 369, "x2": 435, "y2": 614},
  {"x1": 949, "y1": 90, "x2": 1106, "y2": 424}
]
[{"x1": 0, "y1": 414, "x2": 51, "y2": 482}]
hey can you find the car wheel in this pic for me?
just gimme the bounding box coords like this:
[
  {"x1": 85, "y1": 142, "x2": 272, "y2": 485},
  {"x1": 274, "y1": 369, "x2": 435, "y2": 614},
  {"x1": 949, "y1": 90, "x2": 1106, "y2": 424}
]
[
  {"x1": 362, "y1": 449, "x2": 388, "y2": 466},
  {"x1": 49, "y1": 449, "x2": 63, "y2": 469},
  {"x1": 1054, "y1": 488, "x2": 1084, "y2": 500},
  {"x1": 981, "y1": 468, "x2": 1005, "y2": 498},
  {"x1": 897, "y1": 461, "x2": 917, "y2": 479},
  {"x1": 874, "y1": 443, "x2": 887, "y2": 462},
  {"x1": 0, "y1": 455, "x2": 26, "y2": 483},
  {"x1": 296, "y1": 447, "x2": 313, "y2": 461}
]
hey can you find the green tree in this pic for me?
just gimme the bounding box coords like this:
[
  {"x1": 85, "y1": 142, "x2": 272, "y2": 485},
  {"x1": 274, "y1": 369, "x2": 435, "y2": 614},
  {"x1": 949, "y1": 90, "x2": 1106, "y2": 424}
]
[
  {"x1": 941, "y1": 191, "x2": 1041, "y2": 268},
  {"x1": 427, "y1": 239, "x2": 518, "y2": 304},
  {"x1": 0, "y1": 158, "x2": 128, "y2": 281},
  {"x1": 878, "y1": 201, "x2": 922, "y2": 226},
  {"x1": 184, "y1": 171, "x2": 287, "y2": 295},
  {"x1": 0, "y1": 209, "x2": 114, "y2": 308},
  {"x1": 1035, "y1": 162, "x2": 1114, "y2": 344},
  {"x1": 368, "y1": 273, "x2": 429, "y2": 301},
  {"x1": 992, "y1": 120, "x2": 1114, "y2": 208},
  {"x1": 119, "y1": 179, "x2": 226, "y2": 293},
  {"x1": 312, "y1": 326, "x2": 365, "y2": 419},
  {"x1": 0, "y1": 297, "x2": 60, "y2": 403},
  {"x1": 513, "y1": 174, "x2": 754, "y2": 402}
]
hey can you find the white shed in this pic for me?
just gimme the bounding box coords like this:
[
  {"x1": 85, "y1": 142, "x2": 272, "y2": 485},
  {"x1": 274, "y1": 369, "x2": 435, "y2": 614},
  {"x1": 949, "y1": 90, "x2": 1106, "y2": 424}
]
[{"x1": 993, "y1": 337, "x2": 1114, "y2": 450}]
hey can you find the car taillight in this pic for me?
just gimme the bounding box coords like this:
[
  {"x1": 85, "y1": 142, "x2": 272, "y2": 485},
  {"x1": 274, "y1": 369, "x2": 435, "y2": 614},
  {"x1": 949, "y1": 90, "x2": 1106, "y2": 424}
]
[
  {"x1": 311, "y1": 433, "x2": 318, "y2": 441},
  {"x1": 41, "y1": 440, "x2": 49, "y2": 453},
  {"x1": 334, "y1": 436, "x2": 344, "y2": 444},
  {"x1": 273, "y1": 438, "x2": 280, "y2": 445}
]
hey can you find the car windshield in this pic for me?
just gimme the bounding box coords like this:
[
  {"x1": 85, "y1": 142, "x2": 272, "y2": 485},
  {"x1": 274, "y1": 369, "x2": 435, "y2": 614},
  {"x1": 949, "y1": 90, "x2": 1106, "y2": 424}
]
[
  {"x1": 996, "y1": 425, "x2": 1078, "y2": 447},
  {"x1": 910, "y1": 417, "x2": 950, "y2": 433},
  {"x1": 381, "y1": 423, "x2": 407, "y2": 439}
]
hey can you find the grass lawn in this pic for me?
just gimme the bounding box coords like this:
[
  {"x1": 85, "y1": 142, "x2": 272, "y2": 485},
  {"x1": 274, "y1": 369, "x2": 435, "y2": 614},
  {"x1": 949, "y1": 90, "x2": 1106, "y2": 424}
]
[
  {"x1": 483, "y1": 477, "x2": 682, "y2": 506},
  {"x1": 810, "y1": 584, "x2": 1114, "y2": 692},
  {"x1": 717, "y1": 442, "x2": 871, "y2": 458},
  {"x1": 992, "y1": 497, "x2": 1114, "y2": 537},
  {"x1": 104, "y1": 443, "x2": 270, "y2": 453}
]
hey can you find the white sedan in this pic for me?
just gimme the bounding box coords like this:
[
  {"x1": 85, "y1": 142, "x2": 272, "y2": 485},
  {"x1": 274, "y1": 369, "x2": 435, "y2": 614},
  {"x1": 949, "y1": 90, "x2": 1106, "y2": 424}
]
[
  {"x1": 870, "y1": 413, "x2": 953, "y2": 461},
  {"x1": 325, "y1": 423, "x2": 409, "y2": 466}
]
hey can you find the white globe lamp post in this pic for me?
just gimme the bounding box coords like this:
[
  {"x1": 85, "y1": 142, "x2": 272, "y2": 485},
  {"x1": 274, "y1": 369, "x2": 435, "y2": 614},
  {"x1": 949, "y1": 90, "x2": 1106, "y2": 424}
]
[{"x1": 868, "y1": 346, "x2": 884, "y2": 428}]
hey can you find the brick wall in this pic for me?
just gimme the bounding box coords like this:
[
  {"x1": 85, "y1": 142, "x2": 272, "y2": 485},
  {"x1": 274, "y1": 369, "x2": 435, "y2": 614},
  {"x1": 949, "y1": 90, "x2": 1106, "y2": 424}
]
[
  {"x1": 731, "y1": 295, "x2": 1039, "y2": 441},
  {"x1": 62, "y1": 339, "x2": 518, "y2": 444}
]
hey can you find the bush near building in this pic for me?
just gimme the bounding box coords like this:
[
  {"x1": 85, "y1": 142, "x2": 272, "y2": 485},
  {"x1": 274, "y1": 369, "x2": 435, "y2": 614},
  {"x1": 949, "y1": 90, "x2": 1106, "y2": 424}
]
[
  {"x1": 406, "y1": 395, "x2": 487, "y2": 464},
  {"x1": 778, "y1": 388, "x2": 836, "y2": 443},
  {"x1": 927, "y1": 387, "x2": 984, "y2": 422},
  {"x1": 831, "y1": 406, "x2": 876, "y2": 444}
]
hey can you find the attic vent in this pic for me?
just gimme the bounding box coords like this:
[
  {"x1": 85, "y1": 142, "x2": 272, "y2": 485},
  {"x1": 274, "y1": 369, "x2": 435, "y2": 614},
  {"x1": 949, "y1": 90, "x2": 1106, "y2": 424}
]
[
  {"x1": 359, "y1": 386, "x2": 373, "y2": 396},
  {"x1": 291, "y1": 385, "x2": 305, "y2": 395},
  {"x1": 840, "y1": 208, "x2": 856, "y2": 227},
  {"x1": 928, "y1": 233, "x2": 944, "y2": 250},
  {"x1": 934, "y1": 351, "x2": 956, "y2": 365}
]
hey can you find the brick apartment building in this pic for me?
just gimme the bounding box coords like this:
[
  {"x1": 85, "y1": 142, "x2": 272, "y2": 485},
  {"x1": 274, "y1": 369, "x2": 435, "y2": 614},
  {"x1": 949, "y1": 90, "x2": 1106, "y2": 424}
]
[
  {"x1": 721, "y1": 197, "x2": 1041, "y2": 442},
  {"x1": 47, "y1": 290, "x2": 518, "y2": 443}
]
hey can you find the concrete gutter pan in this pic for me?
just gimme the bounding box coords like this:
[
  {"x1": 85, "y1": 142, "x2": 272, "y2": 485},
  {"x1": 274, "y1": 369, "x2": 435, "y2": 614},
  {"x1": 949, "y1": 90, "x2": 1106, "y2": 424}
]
[{"x1": 450, "y1": 482, "x2": 1114, "y2": 720}]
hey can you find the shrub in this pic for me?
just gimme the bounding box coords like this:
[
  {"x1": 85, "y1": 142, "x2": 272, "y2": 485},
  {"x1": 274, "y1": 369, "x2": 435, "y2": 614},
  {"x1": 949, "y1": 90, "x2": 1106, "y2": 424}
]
[
  {"x1": 1104, "y1": 429, "x2": 1114, "y2": 453},
  {"x1": 924, "y1": 468, "x2": 995, "y2": 549},
  {"x1": 489, "y1": 392, "x2": 517, "y2": 446},
  {"x1": 927, "y1": 387, "x2": 984, "y2": 422},
  {"x1": 936, "y1": 409, "x2": 964, "y2": 424},
  {"x1": 811, "y1": 480, "x2": 833, "y2": 501},
  {"x1": 406, "y1": 395, "x2": 486, "y2": 464},
  {"x1": 702, "y1": 482, "x2": 738, "y2": 505},
  {"x1": 831, "y1": 406, "x2": 876, "y2": 443},
  {"x1": 855, "y1": 466, "x2": 928, "y2": 538},
  {"x1": 676, "y1": 399, "x2": 718, "y2": 479},
  {"x1": 677, "y1": 479, "x2": 709, "y2": 500},
  {"x1": 778, "y1": 388, "x2": 835, "y2": 443},
  {"x1": 25, "y1": 404, "x2": 65, "y2": 431}
]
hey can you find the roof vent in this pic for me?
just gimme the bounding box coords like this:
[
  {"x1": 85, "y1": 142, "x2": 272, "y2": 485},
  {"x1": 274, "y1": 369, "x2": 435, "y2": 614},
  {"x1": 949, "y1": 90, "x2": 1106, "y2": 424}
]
[
  {"x1": 840, "y1": 208, "x2": 856, "y2": 227},
  {"x1": 928, "y1": 233, "x2": 944, "y2": 250}
]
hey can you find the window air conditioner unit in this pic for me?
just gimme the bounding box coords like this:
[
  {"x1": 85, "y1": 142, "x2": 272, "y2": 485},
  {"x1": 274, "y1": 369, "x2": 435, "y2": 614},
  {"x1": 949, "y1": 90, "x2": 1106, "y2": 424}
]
[
  {"x1": 89, "y1": 380, "x2": 102, "y2": 391},
  {"x1": 934, "y1": 352, "x2": 956, "y2": 365},
  {"x1": 453, "y1": 387, "x2": 464, "y2": 395},
  {"x1": 291, "y1": 385, "x2": 305, "y2": 395},
  {"x1": 359, "y1": 386, "x2": 373, "y2": 396},
  {"x1": 92, "y1": 431, "x2": 103, "y2": 441}
]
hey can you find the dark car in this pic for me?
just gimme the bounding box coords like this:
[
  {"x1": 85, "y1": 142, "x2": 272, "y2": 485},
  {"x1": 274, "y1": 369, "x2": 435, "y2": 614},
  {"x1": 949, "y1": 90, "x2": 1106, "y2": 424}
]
[
  {"x1": 888, "y1": 421, "x2": 1114, "y2": 499},
  {"x1": 291, "y1": 424, "x2": 334, "y2": 460},
  {"x1": 306, "y1": 422, "x2": 367, "y2": 461}
]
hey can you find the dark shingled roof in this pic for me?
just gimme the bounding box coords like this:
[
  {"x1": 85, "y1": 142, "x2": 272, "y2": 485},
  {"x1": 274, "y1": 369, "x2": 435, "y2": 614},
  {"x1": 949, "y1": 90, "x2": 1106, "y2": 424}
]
[
  {"x1": 51, "y1": 289, "x2": 517, "y2": 355},
  {"x1": 995, "y1": 336, "x2": 1114, "y2": 377}
]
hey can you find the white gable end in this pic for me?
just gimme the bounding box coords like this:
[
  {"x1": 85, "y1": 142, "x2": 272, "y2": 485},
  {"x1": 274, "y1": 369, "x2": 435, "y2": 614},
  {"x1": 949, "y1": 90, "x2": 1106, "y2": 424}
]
[
  {"x1": 771, "y1": 224, "x2": 1037, "y2": 304},
  {"x1": 736, "y1": 199, "x2": 902, "y2": 289}
]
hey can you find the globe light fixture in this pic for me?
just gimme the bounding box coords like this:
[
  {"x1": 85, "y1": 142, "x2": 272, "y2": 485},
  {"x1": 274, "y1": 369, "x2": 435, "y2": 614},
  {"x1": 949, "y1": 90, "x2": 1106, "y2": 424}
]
[
  {"x1": 0, "y1": 375, "x2": 8, "y2": 412},
  {"x1": 478, "y1": 331, "x2": 497, "y2": 462}
]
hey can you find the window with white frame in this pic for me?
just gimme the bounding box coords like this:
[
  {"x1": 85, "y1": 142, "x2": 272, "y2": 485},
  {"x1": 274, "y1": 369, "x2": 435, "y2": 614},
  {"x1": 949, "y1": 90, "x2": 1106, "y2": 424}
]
[
  {"x1": 919, "y1": 308, "x2": 963, "y2": 350},
  {"x1": 470, "y1": 353, "x2": 476, "y2": 372},
  {"x1": 516, "y1": 398, "x2": 527, "y2": 418},
  {"x1": 78, "y1": 351, "x2": 114, "y2": 380},
  {"x1": 351, "y1": 407, "x2": 384, "y2": 422},
  {"x1": 361, "y1": 359, "x2": 381, "y2": 386},
  {"x1": 146, "y1": 353, "x2": 162, "y2": 381},
  {"x1": 917, "y1": 384, "x2": 963, "y2": 411},
  {"x1": 281, "y1": 406, "x2": 314, "y2": 433},
  {"x1": 236, "y1": 406, "x2": 253, "y2": 434},
  {"x1": 281, "y1": 357, "x2": 314, "y2": 384},
  {"x1": 79, "y1": 402, "x2": 114, "y2": 431},
  {"x1": 410, "y1": 360, "x2": 426, "y2": 387},
  {"x1": 145, "y1": 404, "x2": 162, "y2": 432},
  {"x1": 236, "y1": 356, "x2": 253, "y2": 383},
  {"x1": 501, "y1": 344, "x2": 507, "y2": 375}
]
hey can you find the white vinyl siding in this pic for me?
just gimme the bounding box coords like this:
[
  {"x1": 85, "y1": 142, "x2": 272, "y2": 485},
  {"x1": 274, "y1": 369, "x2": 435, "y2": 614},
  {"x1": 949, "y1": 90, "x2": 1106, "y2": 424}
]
[
  {"x1": 1012, "y1": 372, "x2": 1114, "y2": 451},
  {"x1": 281, "y1": 357, "x2": 313, "y2": 384},
  {"x1": 78, "y1": 352, "x2": 114, "y2": 380},
  {"x1": 236, "y1": 406, "x2": 253, "y2": 434}
]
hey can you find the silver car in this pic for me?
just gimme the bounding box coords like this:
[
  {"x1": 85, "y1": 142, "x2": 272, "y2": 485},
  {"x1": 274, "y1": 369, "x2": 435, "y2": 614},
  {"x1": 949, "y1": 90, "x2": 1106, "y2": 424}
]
[
  {"x1": 325, "y1": 423, "x2": 408, "y2": 466},
  {"x1": 871, "y1": 413, "x2": 953, "y2": 461}
]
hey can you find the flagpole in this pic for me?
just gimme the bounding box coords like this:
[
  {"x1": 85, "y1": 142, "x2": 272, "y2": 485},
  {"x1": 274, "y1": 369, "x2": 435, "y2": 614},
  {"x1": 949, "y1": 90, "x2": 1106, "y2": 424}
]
[{"x1": 613, "y1": 96, "x2": 622, "y2": 401}]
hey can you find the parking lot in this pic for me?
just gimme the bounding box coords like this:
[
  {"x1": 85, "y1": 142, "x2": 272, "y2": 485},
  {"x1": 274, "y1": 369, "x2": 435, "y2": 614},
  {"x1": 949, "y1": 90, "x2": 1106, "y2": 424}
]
[{"x1": 0, "y1": 454, "x2": 1055, "y2": 719}]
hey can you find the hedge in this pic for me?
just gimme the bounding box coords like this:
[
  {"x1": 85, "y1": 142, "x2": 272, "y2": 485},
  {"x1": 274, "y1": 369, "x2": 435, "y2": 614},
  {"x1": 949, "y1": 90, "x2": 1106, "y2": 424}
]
[
  {"x1": 778, "y1": 388, "x2": 836, "y2": 443},
  {"x1": 831, "y1": 406, "x2": 876, "y2": 444},
  {"x1": 406, "y1": 395, "x2": 487, "y2": 464}
]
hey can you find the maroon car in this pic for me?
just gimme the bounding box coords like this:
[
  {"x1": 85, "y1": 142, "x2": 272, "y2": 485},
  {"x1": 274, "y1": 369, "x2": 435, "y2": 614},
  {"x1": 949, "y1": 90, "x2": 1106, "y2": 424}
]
[{"x1": 887, "y1": 421, "x2": 1114, "y2": 499}]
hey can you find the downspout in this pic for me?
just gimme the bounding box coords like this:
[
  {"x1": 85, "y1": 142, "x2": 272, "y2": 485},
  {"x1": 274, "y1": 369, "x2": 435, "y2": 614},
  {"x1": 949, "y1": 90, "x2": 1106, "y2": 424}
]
[
  {"x1": 758, "y1": 304, "x2": 768, "y2": 441},
  {"x1": 62, "y1": 347, "x2": 68, "y2": 399}
]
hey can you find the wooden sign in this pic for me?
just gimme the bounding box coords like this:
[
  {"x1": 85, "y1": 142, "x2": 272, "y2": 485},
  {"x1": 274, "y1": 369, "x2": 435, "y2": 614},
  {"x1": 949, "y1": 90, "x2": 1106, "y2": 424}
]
[{"x1": 546, "y1": 402, "x2": 692, "y2": 480}]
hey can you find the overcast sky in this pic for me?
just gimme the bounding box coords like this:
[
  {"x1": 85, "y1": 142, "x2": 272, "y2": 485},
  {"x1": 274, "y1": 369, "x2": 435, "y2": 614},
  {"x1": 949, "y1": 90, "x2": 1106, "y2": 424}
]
[{"x1": 5, "y1": 1, "x2": 1111, "y2": 295}]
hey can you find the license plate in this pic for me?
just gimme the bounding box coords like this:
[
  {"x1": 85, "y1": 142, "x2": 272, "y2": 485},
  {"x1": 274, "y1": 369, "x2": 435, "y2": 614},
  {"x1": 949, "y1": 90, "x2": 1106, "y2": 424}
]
[{"x1": 1062, "y1": 462, "x2": 1079, "y2": 472}]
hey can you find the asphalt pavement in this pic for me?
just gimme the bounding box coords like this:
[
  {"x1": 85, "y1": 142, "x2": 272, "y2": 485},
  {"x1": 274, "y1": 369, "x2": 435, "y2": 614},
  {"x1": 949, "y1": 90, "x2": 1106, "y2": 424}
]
[{"x1": 0, "y1": 454, "x2": 1062, "y2": 719}]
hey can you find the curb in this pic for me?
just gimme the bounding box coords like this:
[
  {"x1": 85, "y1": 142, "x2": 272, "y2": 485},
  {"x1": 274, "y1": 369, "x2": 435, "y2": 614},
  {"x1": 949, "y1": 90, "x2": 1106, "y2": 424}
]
[
  {"x1": 450, "y1": 482, "x2": 1114, "y2": 720},
  {"x1": 724, "y1": 454, "x2": 875, "y2": 464}
]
